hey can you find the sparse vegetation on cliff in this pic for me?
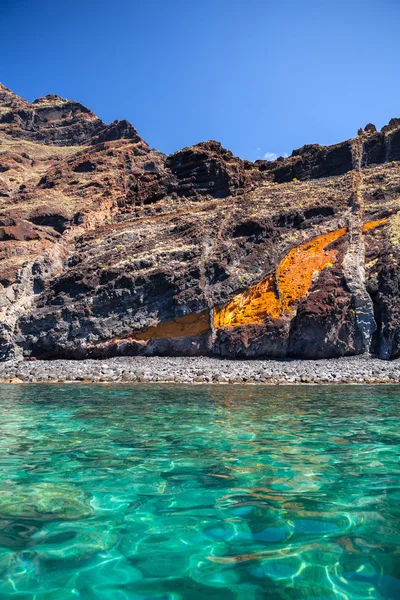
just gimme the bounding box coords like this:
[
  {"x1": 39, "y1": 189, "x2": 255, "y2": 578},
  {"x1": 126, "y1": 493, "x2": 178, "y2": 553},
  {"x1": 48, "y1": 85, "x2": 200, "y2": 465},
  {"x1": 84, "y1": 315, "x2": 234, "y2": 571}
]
[{"x1": 1, "y1": 82, "x2": 400, "y2": 361}]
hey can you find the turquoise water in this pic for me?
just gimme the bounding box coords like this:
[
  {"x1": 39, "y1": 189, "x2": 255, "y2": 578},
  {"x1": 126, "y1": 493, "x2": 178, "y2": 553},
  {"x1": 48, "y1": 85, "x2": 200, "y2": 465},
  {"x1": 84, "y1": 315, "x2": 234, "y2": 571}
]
[{"x1": 0, "y1": 385, "x2": 399, "y2": 599}]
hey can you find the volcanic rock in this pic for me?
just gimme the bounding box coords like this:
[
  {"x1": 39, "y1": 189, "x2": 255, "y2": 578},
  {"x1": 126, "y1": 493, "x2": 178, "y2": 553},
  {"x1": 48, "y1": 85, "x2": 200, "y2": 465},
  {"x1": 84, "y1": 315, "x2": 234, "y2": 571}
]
[{"x1": 1, "y1": 83, "x2": 400, "y2": 361}]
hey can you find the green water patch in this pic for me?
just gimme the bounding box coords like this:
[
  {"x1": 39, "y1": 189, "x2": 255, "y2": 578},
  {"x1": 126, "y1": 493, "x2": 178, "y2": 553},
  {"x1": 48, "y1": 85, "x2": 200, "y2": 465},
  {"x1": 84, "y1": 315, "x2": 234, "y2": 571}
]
[
  {"x1": 0, "y1": 483, "x2": 93, "y2": 521},
  {"x1": 0, "y1": 383, "x2": 399, "y2": 599}
]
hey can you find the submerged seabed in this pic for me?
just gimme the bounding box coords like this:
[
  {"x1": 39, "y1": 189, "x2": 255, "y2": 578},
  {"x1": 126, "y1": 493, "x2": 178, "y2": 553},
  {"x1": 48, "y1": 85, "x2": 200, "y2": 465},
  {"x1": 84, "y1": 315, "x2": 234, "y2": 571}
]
[{"x1": 0, "y1": 385, "x2": 399, "y2": 599}]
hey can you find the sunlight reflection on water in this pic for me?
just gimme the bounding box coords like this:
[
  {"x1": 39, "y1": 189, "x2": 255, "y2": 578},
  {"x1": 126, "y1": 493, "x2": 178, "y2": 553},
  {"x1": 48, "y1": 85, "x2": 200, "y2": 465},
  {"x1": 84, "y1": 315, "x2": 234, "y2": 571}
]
[{"x1": 0, "y1": 383, "x2": 399, "y2": 599}]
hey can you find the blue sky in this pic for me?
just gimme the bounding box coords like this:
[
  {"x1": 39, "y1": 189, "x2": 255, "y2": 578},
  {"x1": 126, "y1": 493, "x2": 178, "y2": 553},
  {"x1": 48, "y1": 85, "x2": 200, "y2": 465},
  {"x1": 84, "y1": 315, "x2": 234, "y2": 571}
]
[{"x1": 1, "y1": 0, "x2": 399, "y2": 160}]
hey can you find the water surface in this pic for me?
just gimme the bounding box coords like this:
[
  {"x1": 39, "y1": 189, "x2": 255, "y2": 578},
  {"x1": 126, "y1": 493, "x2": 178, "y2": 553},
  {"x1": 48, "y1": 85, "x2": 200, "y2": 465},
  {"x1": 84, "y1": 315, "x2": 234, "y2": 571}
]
[{"x1": 0, "y1": 384, "x2": 399, "y2": 599}]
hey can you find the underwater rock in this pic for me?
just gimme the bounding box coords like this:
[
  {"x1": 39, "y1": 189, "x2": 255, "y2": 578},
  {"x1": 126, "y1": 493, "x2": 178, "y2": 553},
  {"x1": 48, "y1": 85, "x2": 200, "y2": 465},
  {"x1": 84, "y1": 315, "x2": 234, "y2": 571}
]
[{"x1": 0, "y1": 483, "x2": 93, "y2": 520}]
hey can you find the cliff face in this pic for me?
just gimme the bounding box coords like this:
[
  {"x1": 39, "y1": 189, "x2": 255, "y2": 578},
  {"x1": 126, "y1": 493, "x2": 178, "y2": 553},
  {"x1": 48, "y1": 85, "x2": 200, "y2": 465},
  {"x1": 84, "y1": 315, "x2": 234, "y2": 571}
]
[{"x1": 1, "y1": 83, "x2": 400, "y2": 361}]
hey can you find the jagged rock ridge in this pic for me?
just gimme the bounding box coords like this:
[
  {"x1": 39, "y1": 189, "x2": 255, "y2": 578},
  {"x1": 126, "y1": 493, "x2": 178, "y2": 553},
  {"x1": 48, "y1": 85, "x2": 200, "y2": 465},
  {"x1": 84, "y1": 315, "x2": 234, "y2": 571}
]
[{"x1": 1, "y1": 83, "x2": 400, "y2": 361}]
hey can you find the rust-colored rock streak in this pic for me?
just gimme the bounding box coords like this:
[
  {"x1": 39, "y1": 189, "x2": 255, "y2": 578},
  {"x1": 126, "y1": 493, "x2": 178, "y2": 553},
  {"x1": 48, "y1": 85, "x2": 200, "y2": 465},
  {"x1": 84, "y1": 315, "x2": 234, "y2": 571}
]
[
  {"x1": 213, "y1": 275, "x2": 281, "y2": 328},
  {"x1": 130, "y1": 310, "x2": 210, "y2": 341},
  {"x1": 214, "y1": 220, "x2": 387, "y2": 329},
  {"x1": 277, "y1": 228, "x2": 347, "y2": 314},
  {"x1": 214, "y1": 228, "x2": 347, "y2": 328},
  {"x1": 361, "y1": 217, "x2": 389, "y2": 232}
]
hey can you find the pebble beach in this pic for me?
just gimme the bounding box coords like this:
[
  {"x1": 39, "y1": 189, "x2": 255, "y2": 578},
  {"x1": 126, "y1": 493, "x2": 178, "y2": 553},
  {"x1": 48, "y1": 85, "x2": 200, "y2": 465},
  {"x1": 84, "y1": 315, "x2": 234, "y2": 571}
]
[{"x1": 1, "y1": 355, "x2": 399, "y2": 384}]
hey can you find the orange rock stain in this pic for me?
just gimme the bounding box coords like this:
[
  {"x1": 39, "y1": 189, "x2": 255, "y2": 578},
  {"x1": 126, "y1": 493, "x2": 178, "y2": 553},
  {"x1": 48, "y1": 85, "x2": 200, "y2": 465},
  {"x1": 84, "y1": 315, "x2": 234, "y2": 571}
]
[
  {"x1": 277, "y1": 228, "x2": 346, "y2": 313},
  {"x1": 214, "y1": 228, "x2": 346, "y2": 328},
  {"x1": 361, "y1": 217, "x2": 389, "y2": 232},
  {"x1": 214, "y1": 275, "x2": 281, "y2": 328},
  {"x1": 214, "y1": 218, "x2": 388, "y2": 329},
  {"x1": 130, "y1": 310, "x2": 210, "y2": 341}
]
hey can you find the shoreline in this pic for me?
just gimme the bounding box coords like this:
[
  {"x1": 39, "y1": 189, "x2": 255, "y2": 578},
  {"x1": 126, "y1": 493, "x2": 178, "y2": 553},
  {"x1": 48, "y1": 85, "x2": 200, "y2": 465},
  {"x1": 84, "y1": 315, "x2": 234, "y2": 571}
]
[{"x1": 0, "y1": 355, "x2": 400, "y2": 385}]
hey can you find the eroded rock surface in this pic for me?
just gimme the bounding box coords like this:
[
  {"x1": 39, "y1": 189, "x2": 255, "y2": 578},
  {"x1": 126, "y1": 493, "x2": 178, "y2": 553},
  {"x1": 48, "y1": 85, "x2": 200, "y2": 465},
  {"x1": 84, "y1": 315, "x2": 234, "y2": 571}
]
[{"x1": 1, "y1": 82, "x2": 399, "y2": 360}]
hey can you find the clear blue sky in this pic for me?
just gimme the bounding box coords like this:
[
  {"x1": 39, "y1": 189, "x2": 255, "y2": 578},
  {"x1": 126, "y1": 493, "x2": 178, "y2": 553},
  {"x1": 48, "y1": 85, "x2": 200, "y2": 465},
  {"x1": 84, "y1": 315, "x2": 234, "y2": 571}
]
[{"x1": 1, "y1": 0, "x2": 399, "y2": 160}]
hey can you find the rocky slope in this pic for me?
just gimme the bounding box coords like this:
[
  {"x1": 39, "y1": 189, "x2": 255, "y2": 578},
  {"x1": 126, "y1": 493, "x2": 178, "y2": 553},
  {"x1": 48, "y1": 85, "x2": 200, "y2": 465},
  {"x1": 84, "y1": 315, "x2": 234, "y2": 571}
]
[{"x1": 1, "y1": 83, "x2": 399, "y2": 361}]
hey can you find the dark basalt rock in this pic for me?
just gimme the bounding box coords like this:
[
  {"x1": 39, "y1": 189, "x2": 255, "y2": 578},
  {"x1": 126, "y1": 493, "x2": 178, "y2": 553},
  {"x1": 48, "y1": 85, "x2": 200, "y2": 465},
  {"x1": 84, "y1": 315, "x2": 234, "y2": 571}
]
[
  {"x1": 0, "y1": 85, "x2": 105, "y2": 146},
  {"x1": 382, "y1": 118, "x2": 400, "y2": 134},
  {"x1": 360, "y1": 121, "x2": 400, "y2": 167},
  {"x1": 361, "y1": 132, "x2": 386, "y2": 167},
  {"x1": 387, "y1": 128, "x2": 400, "y2": 162},
  {"x1": 364, "y1": 123, "x2": 377, "y2": 133},
  {"x1": 214, "y1": 321, "x2": 290, "y2": 358},
  {"x1": 166, "y1": 141, "x2": 243, "y2": 198},
  {"x1": 287, "y1": 268, "x2": 364, "y2": 359},
  {"x1": 370, "y1": 257, "x2": 400, "y2": 359},
  {"x1": 271, "y1": 142, "x2": 354, "y2": 182},
  {"x1": 90, "y1": 120, "x2": 147, "y2": 147}
]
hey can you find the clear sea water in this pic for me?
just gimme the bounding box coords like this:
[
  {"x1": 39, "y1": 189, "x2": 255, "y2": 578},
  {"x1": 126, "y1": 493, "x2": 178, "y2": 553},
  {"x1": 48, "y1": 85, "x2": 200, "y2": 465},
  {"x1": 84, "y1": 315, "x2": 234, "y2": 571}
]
[{"x1": 0, "y1": 384, "x2": 399, "y2": 600}]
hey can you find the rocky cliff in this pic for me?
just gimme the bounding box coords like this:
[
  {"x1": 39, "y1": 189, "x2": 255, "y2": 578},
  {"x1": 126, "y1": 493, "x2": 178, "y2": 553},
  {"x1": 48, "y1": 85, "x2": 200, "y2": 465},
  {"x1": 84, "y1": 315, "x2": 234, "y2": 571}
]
[{"x1": 1, "y1": 83, "x2": 400, "y2": 361}]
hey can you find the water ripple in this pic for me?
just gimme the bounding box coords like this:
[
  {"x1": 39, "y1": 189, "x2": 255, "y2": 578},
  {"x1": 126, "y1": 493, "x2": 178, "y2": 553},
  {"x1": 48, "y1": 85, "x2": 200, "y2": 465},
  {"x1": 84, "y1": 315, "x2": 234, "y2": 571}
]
[{"x1": 0, "y1": 383, "x2": 399, "y2": 599}]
